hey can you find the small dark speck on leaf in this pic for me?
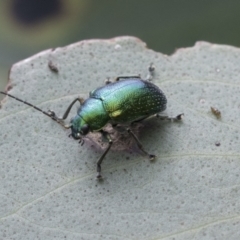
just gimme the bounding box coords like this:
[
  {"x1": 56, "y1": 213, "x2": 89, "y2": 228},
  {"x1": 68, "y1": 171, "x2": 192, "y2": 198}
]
[
  {"x1": 211, "y1": 106, "x2": 221, "y2": 119},
  {"x1": 48, "y1": 60, "x2": 59, "y2": 73}
]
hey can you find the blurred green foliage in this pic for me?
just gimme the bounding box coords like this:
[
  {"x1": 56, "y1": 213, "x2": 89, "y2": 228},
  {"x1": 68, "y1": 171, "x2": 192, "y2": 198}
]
[{"x1": 1, "y1": 0, "x2": 240, "y2": 93}]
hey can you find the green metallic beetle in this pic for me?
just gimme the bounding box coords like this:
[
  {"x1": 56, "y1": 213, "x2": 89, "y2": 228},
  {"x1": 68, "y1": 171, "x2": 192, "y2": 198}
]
[{"x1": 0, "y1": 65, "x2": 183, "y2": 179}]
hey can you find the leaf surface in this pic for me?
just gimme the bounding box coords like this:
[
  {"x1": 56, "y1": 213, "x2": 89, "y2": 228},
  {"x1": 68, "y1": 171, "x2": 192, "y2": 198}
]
[{"x1": 1, "y1": 37, "x2": 240, "y2": 240}]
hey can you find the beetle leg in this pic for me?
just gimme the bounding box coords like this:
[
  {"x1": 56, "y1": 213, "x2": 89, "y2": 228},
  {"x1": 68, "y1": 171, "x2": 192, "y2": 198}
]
[
  {"x1": 114, "y1": 63, "x2": 155, "y2": 82},
  {"x1": 145, "y1": 63, "x2": 155, "y2": 81},
  {"x1": 127, "y1": 128, "x2": 155, "y2": 161},
  {"x1": 155, "y1": 113, "x2": 184, "y2": 121},
  {"x1": 48, "y1": 97, "x2": 84, "y2": 124},
  {"x1": 105, "y1": 77, "x2": 112, "y2": 85},
  {"x1": 115, "y1": 75, "x2": 141, "y2": 81},
  {"x1": 96, "y1": 130, "x2": 113, "y2": 180}
]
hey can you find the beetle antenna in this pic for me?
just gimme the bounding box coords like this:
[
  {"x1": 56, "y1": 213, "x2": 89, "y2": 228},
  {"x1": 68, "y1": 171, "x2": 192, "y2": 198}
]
[{"x1": 0, "y1": 91, "x2": 68, "y2": 128}]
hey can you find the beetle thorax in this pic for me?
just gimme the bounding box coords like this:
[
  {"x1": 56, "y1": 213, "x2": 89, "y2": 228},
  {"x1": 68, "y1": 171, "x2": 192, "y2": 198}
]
[{"x1": 75, "y1": 98, "x2": 110, "y2": 132}]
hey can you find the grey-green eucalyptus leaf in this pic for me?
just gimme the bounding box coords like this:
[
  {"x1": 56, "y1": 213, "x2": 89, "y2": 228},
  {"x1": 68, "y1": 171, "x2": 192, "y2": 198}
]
[{"x1": 0, "y1": 37, "x2": 240, "y2": 240}]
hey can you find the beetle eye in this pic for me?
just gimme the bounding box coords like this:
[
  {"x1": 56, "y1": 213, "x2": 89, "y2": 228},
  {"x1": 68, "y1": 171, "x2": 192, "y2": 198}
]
[{"x1": 80, "y1": 124, "x2": 89, "y2": 135}]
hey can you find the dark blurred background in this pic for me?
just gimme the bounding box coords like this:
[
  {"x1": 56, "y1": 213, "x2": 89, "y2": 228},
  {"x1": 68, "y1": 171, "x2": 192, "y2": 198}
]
[{"x1": 1, "y1": 0, "x2": 240, "y2": 93}]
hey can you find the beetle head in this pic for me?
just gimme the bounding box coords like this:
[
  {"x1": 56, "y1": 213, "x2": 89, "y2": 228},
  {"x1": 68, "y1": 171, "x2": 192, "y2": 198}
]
[{"x1": 70, "y1": 115, "x2": 90, "y2": 140}]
